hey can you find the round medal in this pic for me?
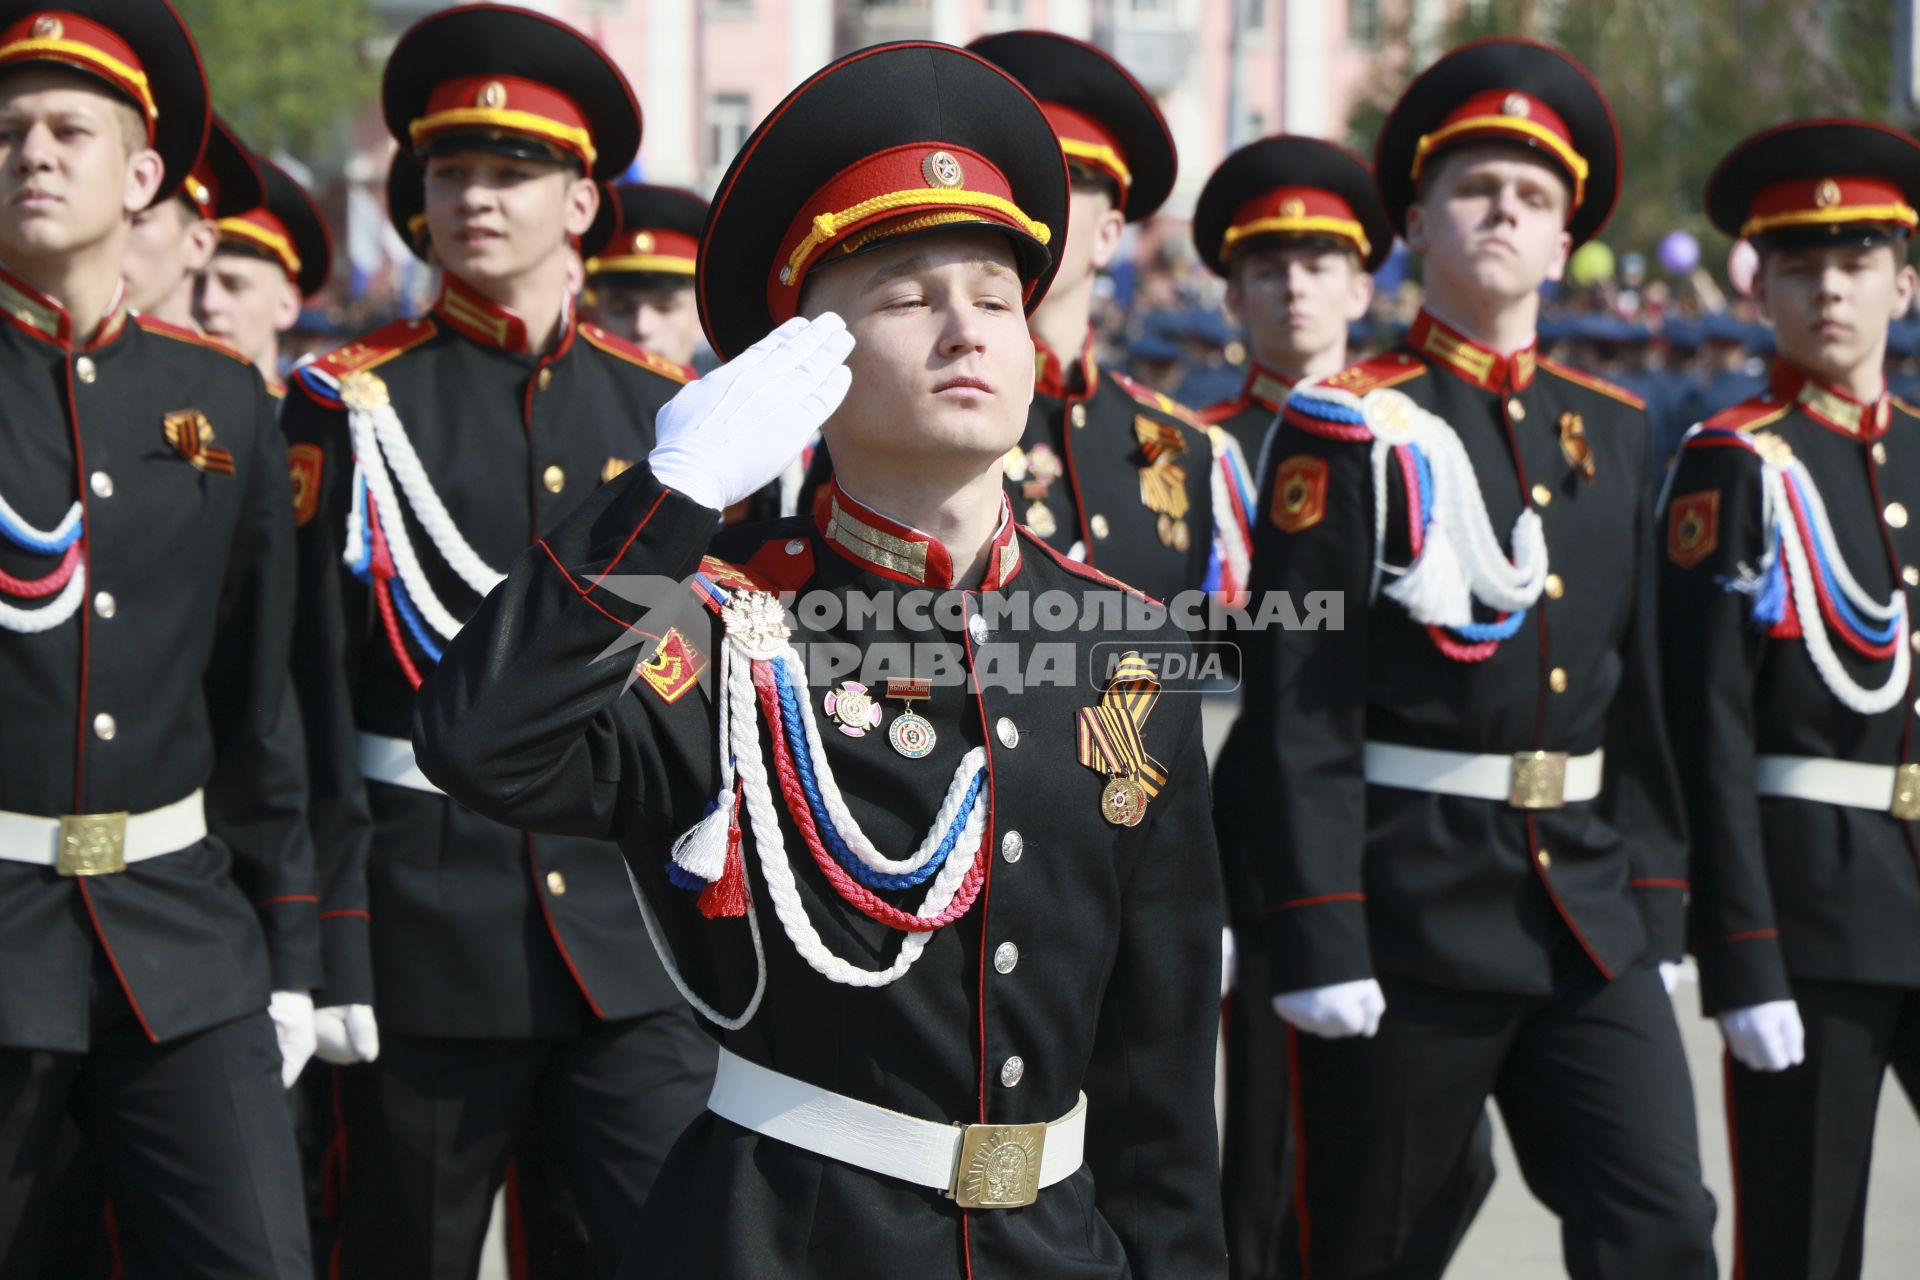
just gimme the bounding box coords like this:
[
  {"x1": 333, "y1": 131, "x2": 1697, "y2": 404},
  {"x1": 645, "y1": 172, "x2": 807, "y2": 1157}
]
[
  {"x1": 888, "y1": 709, "x2": 938, "y2": 759},
  {"x1": 824, "y1": 681, "x2": 882, "y2": 738},
  {"x1": 1027, "y1": 502, "x2": 1058, "y2": 539},
  {"x1": 1100, "y1": 776, "x2": 1148, "y2": 827}
]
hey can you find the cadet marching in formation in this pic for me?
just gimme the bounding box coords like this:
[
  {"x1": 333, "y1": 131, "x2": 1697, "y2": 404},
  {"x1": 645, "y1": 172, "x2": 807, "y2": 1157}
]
[{"x1": 0, "y1": 3, "x2": 1916, "y2": 1279}]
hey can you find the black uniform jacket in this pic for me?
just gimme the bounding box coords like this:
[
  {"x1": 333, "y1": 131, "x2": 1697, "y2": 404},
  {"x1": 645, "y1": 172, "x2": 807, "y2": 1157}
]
[
  {"x1": 281, "y1": 276, "x2": 686, "y2": 1034},
  {"x1": 0, "y1": 267, "x2": 316, "y2": 1052},
  {"x1": 1215, "y1": 309, "x2": 1690, "y2": 998},
  {"x1": 1197, "y1": 361, "x2": 1295, "y2": 473},
  {"x1": 411, "y1": 469, "x2": 1227, "y2": 1279},
  {"x1": 1660, "y1": 364, "x2": 1920, "y2": 1014}
]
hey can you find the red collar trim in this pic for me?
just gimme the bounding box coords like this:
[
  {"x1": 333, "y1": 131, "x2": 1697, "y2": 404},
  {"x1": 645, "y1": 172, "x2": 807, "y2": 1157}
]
[
  {"x1": 1769, "y1": 359, "x2": 1890, "y2": 439},
  {"x1": 1408, "y1": 309, "x2": 1537, "y2": 392},
  {"x1": 0, "y1": 263, "x2": 125, "y2": 348},
  {"x1": 816, "y1": 479, "x2": 1023, "y2": 590},
  {"x1": 434, "y1": 275, "x2": 575, "y2": 355},
  {"x1": 1244, "y1": 361, "x2": 1298, "y2": 411},
  {"x1": 1034, "y1": 331, "x2": 1098, "y2": 400}
]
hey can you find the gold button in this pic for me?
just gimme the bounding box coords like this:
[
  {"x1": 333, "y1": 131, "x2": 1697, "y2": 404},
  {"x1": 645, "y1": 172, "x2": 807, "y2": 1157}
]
[
  {"x1": 74, "y1": 356, "x2": 96, "y2": 384},
  {"x1": 1090, "y1": 513, "x2": 1110, "y2": 539},
  {"x1": 1875, "y1": 441, "x2": 1889, "y2": 465},
  {"x1": 542, "y1": 465, "x2": 565, "y2": 494},
  {"x1": 537, "y1": 367, "x2": 553, "y2": 391},
  {"x1": 1070, "y1": 404, "x2": 1087, "y2": 428},
  {"x1": 1544, "y1": 573, "x2": 1564, "y2": 599},
  {"x1": 545, "y1": 870, "x2": 567, "y2": 895},
  {"x1": 1536, "y1": 849, "x2": 1552, "y2": 868},
  {"x1": 1508, "y1": 398, "x2": 1526, "y2": 420},
  {"x1": 1911, "y1": 631, "x2": 1920, "y2": 653},
  {"x1": 1907, "y1": 565, "x2": 1920, "y2": 587},
  {"x1": 1890, "y1": 503, "x2": 1911, "y2": 529},
  {"x1": 1549, "y1": 667, "x2": 1568, "y2": 693},
  {"x1": 1531, "y1": 483, "x2": 1553, "y2": 507}
]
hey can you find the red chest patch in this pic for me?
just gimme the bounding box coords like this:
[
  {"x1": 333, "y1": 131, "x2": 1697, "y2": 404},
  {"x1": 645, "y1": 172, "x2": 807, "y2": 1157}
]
[
  {"x1": 1271, "y1": 455, "x2": 1329, "y2": 533},
  {"x1": 1667, "y1": 490, "x2": 1720, "y2": 568}
]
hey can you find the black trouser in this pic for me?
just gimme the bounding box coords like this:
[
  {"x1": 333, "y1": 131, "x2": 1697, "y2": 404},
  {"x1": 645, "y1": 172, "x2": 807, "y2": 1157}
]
[
  {"x1": 1290, "y1": 960, "x2": 1716, "y2": 1280},
  {"x1": 1724, "y1": 978, "x2": 1920, "y2": 1280},
  {"x1": 1223, "y1": 935, "x2": 1495, "y2": 1280},
  {"x1": 0, "y1": 958, "x2": 310, "y2": 1280},
  {"x1": 338, "y1": 1004, "x2": 715, "y2": 1280}
]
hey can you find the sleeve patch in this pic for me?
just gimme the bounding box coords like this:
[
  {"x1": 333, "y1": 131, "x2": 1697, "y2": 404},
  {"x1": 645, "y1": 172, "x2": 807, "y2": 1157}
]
[
  {"x1": 635, "y1": 626, "x2": 707, "y2": 703},
  {"x1": 288, "y1": 443, "x2": 324, "y2": 528},
  {"x1": 1667, "y1": 490, "x2": 1720, "y2": 568},
  {"x1": 1271, "y1": 455, "x2": 1329, "y2": 533}
]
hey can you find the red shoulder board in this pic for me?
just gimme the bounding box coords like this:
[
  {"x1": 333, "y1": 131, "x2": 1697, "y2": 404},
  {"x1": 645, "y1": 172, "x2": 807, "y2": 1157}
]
[
  {"x1": 1538, "y1": 358, "x2": 1646, "y2": 410},
  {"x1": 1196, "y1": 394, "x2": 1253, "y2": 426},
  {"x1": 132, "y1": 314, "x2": 250, "y2": 365},
  {"x1": 1319, "y1": 352, "x2": 1426, "y2": 396},
  {"x1": 1109, "y1": 370, "x2": 1205, "y2": 428},
  {"x1": 695, "y1": 537, "x2": 814, "y2": 601},
  {"x1": 1016, "y1": 528, "x2": 1158, "y2": 605},
  {"x1": 308, "y1": 316, "x2": 438, "y2": 382},
  {"x1": 578, "y1": 324, "x2": 694, "y2": 384},
  {"x1": 1698, "y1": 396, "x2": 1792, "y2": 435}
]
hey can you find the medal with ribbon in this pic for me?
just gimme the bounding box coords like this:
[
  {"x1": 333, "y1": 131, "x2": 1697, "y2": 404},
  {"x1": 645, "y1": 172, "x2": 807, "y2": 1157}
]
[
  {"x1": 1076, "y1": 651, "x2": 1168, "y2": 827},
  {"x1": 1133, "y1": 417, "x2": 1191, "y2": 551}
]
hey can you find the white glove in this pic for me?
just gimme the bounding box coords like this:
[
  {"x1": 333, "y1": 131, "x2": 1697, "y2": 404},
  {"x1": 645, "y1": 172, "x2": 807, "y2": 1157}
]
[
  {"x1": 1220, "y1": 927, "x2": 1237, "y2": 1000},
  {"x1": 1659, "y1": 961, "x2": 1687, "y2": 995},
  {"x1": 313, "y1": 1004, "x2": 382, "y2": 1065},
  {"x1": 1272, "y1": 978, "x2": 1387, "y2": 1039},
  {"x1": 267, "y1": 990, "x2": 316, "y2": 1089},
  {"x1": 647, "y1": 313, "x2": 855, "y2": 511},
  {"x1": 1718, "y1": 1000, "x2": 1806, "y2": 1073}
]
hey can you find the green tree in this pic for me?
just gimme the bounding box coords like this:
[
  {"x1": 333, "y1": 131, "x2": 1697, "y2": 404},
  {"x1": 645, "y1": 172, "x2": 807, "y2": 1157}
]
[{"x1": 176, "y1": 0, "x2": 377, "y2": 170}]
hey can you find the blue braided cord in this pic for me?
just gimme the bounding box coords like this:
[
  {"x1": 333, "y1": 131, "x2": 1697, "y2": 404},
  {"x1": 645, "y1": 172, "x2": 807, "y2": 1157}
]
[
  {"x1": 1786, "y1": 470, "x2": 1902, "y2": 645},
  {"x1": 294, "y1": 364, "x2": 343, "y2": 406},
  {"x1": 1287, "y1": 391, "x2": 1367, "y2": 424},
  {"x1": 388, "y1": 577, "x2": 445, "y2": 663},
  {"x1": 0, "y1": 504, "x2": 80, "y2": 556},
  {"x1": 1202, "y1": 542, "x2": 1223, "y2": 593},
  {"x1": 1450, "y1": 609, "x2": 1528, "y2": 643},
  {"x1": 1409, "y1": 445, "x2": 1435, "y2": 527},
  {"x1": 347, "y1": 475, "x2": 374, "y2": 580},
  {"x1": 770, "y1": 655, "x2": 981, "y2": 891}
]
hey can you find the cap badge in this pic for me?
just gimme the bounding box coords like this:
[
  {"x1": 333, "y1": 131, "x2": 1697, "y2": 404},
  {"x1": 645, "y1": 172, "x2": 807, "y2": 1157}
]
[
  {"x1": 633, "y1": 231, "x2": 655, "y2": 253},
  {"x1": 1501, "y1": 93, "x2": 1531, "y2": 118},
  {"x1": 922, "y1": 150, "x2": 965, "y2": 190},
  {"x1": 187, "y1": 179, "x2": 210, "y2": 208},
  {"x1": 1814, "y1": 179, "x2": 1841, "y2": 209},
  {"x1": 1280, "y1": 197, "x2": 1307, "y2": 218},
  {"x1": 478, "y1": 81, "x2": 508, "y2": 110},
  {"x1": 31, "y1": 16, "x2": 61, "y2": 39}
]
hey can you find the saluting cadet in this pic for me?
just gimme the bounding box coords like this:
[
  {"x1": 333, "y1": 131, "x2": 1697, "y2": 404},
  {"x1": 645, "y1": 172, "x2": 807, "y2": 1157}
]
[
  {"x1": 0, "y1": 2, "x2": 317, "y2": 1275},
  {"x1": 1191, "y1": 137, "x2": 1389, "y2": 475},
  {"x1": 280, "y1": 8, "x2": 712, "y2": 1277},
  {"x1": 583, "y1": 182, "x2": 706, "y2": 372},
  {"x1": 197, "y1": 156, "x2": 331, "y2": 394},
  {"x1": 121, "y1": 111, "x2": 258, "y2": 329},
  {"x1": 1661, "y1": 120, "x2": 1920, "y2": 1280},
  {"x1": 412, "y1": 38, "x2": 1227, "y2": 1280},
  {"x1": 1215, "y1": 38, "x2": 1716, "y2": 1279}
]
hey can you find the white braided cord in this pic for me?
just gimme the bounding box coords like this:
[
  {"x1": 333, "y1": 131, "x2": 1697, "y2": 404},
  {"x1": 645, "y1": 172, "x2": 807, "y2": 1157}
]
[{"x1": 0, "y1": 562, "x2": 84, "y2": 633}]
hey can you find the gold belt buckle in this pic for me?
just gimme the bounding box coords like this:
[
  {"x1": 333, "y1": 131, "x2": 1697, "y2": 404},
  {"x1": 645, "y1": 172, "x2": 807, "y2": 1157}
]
[
  {"x1": 1508, "y1": 752, "x2": 1569, "y2": 810},
  {"x1": 1892, "y1": 764, "x2": 1920, "y2": 821},
  {"x1": 949, "y1": 1121, "x2": 1047, "y2": 1209},
  {"x1": 56, "y1": 812, "x2": 129, "y2": 876}
]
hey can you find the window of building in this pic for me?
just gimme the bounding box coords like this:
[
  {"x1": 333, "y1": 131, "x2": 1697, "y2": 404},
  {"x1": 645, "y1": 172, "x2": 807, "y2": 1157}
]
[
  {"x1": 1350, "y1": 0, "x2": 1381, "y2": 45},
  {"x1": 987, "y1": 0, "x2": 1023, "y2": 14},
  {"x1": 1239, "y1": 0, "x2": 1265, "y2": 31},
  {"x1": 709, "y1": 93, "x2": 752, "y2": 170}
]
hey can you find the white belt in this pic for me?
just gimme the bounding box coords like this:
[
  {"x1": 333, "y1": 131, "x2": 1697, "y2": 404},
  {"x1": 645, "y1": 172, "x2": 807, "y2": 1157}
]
[
  {"x1": 1363, "y1": 742, "x2": 1605, "y2": 809},
  {"x1": 706, "y1": 1047, "x2": 1086, "y2": 1209},
  {"x1": 358, "y1": 733, "x2": 440, "y2": 795},
  {"x1": 1755, "y1": 755, "x2": 1920, "y2": 819},
  {"x1": 0, "y1": 790, "x2": 207, "y2": 875}
]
